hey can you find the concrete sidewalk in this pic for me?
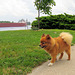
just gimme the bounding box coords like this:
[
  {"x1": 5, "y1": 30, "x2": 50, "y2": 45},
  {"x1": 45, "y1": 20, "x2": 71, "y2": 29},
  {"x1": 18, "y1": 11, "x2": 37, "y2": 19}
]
[{"x1": 28, "y1": 46, "x2": 75, "y2": 75}]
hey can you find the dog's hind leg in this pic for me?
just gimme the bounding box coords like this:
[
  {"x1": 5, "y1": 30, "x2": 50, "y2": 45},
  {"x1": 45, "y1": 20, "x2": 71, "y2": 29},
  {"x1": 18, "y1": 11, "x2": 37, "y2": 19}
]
[
  {"x1": 65, "y1": 46, "x2": 71, "y2": 60},
  {"x1": 59, "y1": 52, "x2": 64, "y2": 60}
]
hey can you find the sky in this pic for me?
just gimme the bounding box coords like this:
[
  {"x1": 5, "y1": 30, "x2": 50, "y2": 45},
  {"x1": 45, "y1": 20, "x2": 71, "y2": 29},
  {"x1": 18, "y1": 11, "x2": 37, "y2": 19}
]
[{"x1": 0, "y1": 0, "x2": 75, "y2": 23}]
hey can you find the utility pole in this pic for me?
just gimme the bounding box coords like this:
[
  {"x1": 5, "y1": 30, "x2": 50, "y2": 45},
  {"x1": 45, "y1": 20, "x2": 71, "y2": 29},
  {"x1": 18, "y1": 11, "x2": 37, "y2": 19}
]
[{"x1": 26, "y1": 19, "x2": 28, "y2": 29}]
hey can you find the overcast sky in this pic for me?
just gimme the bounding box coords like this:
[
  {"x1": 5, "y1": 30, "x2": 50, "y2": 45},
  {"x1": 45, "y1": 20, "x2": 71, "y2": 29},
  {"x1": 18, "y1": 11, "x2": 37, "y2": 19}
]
[{"x1": 0, "y1": 0, "x2": 75, "y2": 22}]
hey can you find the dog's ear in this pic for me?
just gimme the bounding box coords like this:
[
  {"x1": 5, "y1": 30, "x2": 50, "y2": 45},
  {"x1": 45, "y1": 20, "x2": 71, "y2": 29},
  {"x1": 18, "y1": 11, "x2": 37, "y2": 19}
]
[
  {"x1": 46, "y1": 34, "x2": 51, "y2": 39},
  {"x1": 42, "y1": 34, "x2": 45, "y2": 37}
]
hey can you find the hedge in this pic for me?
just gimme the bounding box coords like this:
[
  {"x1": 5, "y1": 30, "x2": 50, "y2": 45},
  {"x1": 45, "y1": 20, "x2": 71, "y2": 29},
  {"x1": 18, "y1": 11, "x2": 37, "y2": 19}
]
[{"x1": 32, "y1": 13, "x2": 75, "y2": 30}]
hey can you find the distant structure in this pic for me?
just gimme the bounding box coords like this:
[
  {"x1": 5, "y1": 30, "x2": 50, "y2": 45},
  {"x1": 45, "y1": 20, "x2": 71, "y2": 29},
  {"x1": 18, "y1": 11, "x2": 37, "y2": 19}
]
[
  {"x1": 0, "y1": 23, "x2": 27, "y2": 27},
  {"x1": 26, "y1": 19, "x2": 31, "y2": 25},
  {"x1": 18, "y1": 19, "x2": 31, "y2": 25},
  {"x1": 18, "y1": 19, "x2": 26, "y2": 23},
  {"x1": 0, "y1": 19, "x2": 27, "y2": 27}
]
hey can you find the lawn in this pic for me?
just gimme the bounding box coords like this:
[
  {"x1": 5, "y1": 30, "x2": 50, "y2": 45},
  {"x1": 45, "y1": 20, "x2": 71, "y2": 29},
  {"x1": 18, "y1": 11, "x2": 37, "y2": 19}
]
[{"x1": 0, "y1": 29, "x2": 75, "y2": 75}]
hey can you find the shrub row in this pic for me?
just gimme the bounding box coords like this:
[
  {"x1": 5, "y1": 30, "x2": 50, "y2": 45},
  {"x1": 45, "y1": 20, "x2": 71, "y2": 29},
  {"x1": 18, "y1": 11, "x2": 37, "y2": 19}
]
[{"x1": 32, "y1": 13, "x2": 75, "y2": 30}]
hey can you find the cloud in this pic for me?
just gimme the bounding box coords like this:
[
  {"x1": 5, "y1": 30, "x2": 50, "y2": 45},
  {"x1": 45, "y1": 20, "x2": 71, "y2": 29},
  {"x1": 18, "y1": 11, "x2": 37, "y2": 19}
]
[
  {"x1": 0, "y1": 0, "x2": 37, "y2": 22},
  {"x1": 52, "y1": 0, "x2": 75, "y2": 15},
  {"x1": 0, "y1": 0, "x2": 75, "y2": 22},
  {"x1": 0, "y1": 0, "x2": 35, "y2": 17}
]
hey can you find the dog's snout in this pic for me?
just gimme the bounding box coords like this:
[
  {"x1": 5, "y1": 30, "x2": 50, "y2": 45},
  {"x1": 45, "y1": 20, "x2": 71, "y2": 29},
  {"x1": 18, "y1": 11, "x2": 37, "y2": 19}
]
[{"x1": 39, "y1": 45, "x2": 41, "y2": 47}]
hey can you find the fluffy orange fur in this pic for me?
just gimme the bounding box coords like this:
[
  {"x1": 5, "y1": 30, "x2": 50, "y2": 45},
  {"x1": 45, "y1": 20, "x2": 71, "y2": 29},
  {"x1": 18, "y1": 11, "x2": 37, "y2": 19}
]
[{"x1": 40, "y1": 32, "x2": 73, "y2": 65}]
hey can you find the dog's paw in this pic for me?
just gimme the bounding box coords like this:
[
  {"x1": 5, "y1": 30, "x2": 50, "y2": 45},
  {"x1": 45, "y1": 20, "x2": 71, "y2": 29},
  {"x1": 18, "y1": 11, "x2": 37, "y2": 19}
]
[{"x1": 48, "y1": 63, "x2": 53, "y2": 66}]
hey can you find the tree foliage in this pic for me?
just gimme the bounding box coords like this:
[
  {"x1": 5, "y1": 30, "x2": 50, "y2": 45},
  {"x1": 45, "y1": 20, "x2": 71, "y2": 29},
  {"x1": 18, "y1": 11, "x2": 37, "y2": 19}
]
[
  {"x1": 34, "y1": 0, "x2": 56, "y2": 15},
  {"x1": 0, "y1": 21, "x2": 13, "y2": 23},
  {"x1": 32, "y1": 13, "x2": 75, "y2": 30}
]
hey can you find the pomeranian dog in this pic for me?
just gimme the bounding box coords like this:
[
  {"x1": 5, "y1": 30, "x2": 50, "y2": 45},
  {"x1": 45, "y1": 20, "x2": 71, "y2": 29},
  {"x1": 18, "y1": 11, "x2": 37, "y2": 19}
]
[{"x1": 39, "y1": 32, "x2": 73, "y2": 66}]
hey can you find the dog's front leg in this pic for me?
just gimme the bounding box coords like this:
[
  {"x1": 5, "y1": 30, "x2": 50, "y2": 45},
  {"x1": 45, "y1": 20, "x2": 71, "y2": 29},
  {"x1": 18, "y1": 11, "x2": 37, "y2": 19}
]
[{"x1": 48, "y1": 55, "x2": 56, "y2": 66}]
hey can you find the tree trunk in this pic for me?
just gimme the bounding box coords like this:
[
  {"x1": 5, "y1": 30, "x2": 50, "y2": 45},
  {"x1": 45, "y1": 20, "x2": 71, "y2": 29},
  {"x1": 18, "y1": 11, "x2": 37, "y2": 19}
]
[{"x1": 38, "y1": 8, "x2": 40, "y2": 29}]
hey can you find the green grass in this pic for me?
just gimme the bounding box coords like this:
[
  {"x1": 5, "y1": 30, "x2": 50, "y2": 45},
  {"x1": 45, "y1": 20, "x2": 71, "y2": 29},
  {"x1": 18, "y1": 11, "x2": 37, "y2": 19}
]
[{"x1": 0, "y1": 29, "x2": 75, "y2": 75}]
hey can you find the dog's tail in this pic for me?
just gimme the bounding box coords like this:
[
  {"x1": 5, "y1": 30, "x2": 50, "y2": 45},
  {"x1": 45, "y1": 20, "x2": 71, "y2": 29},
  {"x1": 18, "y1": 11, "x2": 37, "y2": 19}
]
[{"x1": 60, "y1": 32, "x2": 73, "y2": 45}]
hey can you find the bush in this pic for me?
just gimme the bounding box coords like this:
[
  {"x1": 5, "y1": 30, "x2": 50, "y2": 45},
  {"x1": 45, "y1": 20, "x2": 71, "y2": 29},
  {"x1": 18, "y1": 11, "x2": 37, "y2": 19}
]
[
  {"x1": 32, "y1": 13, "x2": 75, "y2": 30},
  {"x1": 32, "y1": 20, "x2": 38, "y2": 27},
  {"x1": 32, "y1": 26, "x2": 39, "y2": 30}
]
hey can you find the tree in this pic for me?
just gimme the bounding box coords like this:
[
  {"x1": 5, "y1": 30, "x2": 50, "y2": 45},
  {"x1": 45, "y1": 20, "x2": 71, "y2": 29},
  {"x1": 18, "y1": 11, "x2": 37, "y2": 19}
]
[
  {"x1": 0, "y1": 21, "x2": 11, "y2": 23},
  {"x1": 34, "y1": 0, "x2": 56, "y2": 29}
]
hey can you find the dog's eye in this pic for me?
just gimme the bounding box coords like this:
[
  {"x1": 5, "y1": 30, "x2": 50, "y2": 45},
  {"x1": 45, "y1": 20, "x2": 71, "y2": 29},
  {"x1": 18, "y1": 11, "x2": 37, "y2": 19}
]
[{"x1": 42, "y1": 42, "x2": 45, "y2": 44}]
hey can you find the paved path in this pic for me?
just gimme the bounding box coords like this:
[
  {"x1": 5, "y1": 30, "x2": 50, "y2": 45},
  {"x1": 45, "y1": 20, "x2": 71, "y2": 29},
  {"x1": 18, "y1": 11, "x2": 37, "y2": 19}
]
[{"x1": 28, "y1": 46, "x2": 75, "y2": 75}]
